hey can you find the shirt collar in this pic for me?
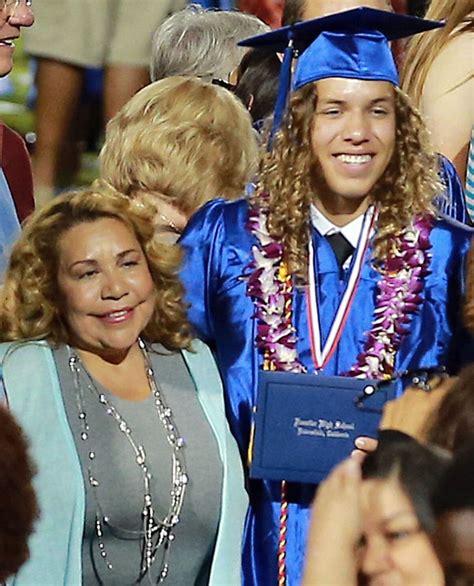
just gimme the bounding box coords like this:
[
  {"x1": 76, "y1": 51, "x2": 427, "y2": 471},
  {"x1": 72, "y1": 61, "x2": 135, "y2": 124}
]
[{"x1": 310, "y1": 204, "x2": 364, "y2": 249}]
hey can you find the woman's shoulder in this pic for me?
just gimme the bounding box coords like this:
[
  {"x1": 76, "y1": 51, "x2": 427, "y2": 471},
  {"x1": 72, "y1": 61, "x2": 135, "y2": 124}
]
[
  {"x1": 423, "y1": 32, "x2": 473, "y2": 98},
  {"x1": 0, "y1": 339, "x2": 52, "y2": 363}
]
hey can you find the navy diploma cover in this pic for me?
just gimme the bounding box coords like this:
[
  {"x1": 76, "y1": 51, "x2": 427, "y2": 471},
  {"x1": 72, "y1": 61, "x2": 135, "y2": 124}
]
[{"x1": 250, "y1": 371, "x2": 396, "y2": 484}]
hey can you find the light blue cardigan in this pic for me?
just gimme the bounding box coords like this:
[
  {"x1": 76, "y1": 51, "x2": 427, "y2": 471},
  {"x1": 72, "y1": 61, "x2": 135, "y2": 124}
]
[{"x1": 0, "y1": 340, "x2": 248, "y2": 586}]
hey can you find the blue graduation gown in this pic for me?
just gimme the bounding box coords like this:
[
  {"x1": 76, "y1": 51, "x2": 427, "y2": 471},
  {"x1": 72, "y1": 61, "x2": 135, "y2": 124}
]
[
  {"x1": 180, "y1": 197, "x2": 472, "y2": 586},
  {"x1": 437, "y1": 154, "x2": 471, "y2": 225}
]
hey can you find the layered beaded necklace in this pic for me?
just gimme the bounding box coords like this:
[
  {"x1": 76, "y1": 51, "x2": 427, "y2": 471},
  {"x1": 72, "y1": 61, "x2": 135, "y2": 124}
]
[{"x1": 67, "y1": 338, "x2": 188, "y2": 583}]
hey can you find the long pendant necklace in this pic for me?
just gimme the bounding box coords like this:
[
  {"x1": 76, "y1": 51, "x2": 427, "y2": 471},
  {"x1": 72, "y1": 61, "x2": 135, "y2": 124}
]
[{"x1": 67, "y1": 339, "x2": 188, "y2": 583}]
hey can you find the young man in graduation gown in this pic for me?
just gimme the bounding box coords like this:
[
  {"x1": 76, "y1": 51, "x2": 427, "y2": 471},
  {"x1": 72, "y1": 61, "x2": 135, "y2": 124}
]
[
  {"x1": 180, "y1": 9, "x2": 473, "y2": 585},
  {"x1": 282, "y1": 0, "x2": 471, "y2": 225}
]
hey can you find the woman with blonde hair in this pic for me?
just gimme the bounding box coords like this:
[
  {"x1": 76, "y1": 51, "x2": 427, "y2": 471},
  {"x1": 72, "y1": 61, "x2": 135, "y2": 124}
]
[
  {"x1": 0, "y1": 184, "x2": 247, "y2": 585},
  {"x1": 100, "y1": 76, "x2": 258, "y2": 240},
  {"x1": 401, "y1": 0, "x2": 473, "y2": 190}
]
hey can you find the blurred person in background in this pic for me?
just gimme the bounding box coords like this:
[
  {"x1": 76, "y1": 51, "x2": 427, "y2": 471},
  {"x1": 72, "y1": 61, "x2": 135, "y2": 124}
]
[
  {"x1": 0, "y1": 0, "x2": 34, "y2": 279},
  {"x1": 150, "y1": 4, "x2": 268, "y2": 84},
  {"x1": 238, "y1": 0, "x2": 284, "y2": 28},
  {"x1": 100, "y1": 76, "x2": 258, "y2": 242},
  {"x1": 24, "y1": 0, "x2": 186, "y2": 206},
  {"x1": 282, "y1": 0, "x2": 392, "y2": 25},
  {"x1": 401, "y1": 0, "x2": 473, "y2": 221},
  {"x1": 234, "y1": 48, "x2": 281, "y2": 129},
  {"x1": 0, "y1": 405, "x2": 38, "y2": 583}
]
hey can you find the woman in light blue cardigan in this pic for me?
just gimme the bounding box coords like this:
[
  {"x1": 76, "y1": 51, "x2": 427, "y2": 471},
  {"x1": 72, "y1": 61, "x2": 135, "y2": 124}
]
[{"x1": 0, "y1": 186, "x2": 247, "y2": 586}]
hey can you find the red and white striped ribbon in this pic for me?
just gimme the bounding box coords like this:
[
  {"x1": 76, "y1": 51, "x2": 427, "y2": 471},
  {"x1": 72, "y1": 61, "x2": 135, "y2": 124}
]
[{"x1": 307, "y1": 206, "x2": 377, "y2": 371}]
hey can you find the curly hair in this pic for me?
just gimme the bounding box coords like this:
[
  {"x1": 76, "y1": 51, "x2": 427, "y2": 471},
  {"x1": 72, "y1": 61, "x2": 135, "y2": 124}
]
[
  {"x1": 0, "y1": 183, "x2": 193, "y2": 350},
  {"x1": 0, "y1": 406, "x2": 38, "y2": 582},
  {"x1": 100, "y1": 76, "x2": 258, "y2": 216},
  {"x1": 251, "y1": 82, "x2": 441, "y2": 282}
]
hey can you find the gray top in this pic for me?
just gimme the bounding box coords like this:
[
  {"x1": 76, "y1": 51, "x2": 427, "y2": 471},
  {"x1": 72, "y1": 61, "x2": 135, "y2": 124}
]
[{"x1": 54, "y1": 343, "x2": 223, "y2": 585}]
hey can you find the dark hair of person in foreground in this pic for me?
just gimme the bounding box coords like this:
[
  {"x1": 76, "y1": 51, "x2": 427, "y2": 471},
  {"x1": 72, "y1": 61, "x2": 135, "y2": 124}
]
[
  {"x1": 362, "y1": 436, "x2": 449, "y2": 533},
  {"x1": 0, "y1": 405, "x2": 38, "y2": 582}
]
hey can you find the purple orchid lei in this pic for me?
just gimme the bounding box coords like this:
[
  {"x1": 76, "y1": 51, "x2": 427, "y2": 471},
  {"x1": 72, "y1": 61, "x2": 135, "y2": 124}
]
[
  {"x1": 246, "y1": 197, "x2": 306, "y2": 373},
  {"x1": 246, "y1": 197, "x2": 434, "y2": 379},
  {"x1": 348, "y1": 214, "x2": 434, "y2": 379}
]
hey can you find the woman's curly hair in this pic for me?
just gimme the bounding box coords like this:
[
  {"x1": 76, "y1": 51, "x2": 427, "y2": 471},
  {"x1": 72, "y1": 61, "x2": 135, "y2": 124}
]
[
  {"x1": 251, "y1": 82, "x2": 442, "y2": 282},
  {"x1": 0, "y1": 406, "x2": 38, "y2": 582},
  {"x1": 0, "y1": 182, "x2": 193, "y2": 350}
]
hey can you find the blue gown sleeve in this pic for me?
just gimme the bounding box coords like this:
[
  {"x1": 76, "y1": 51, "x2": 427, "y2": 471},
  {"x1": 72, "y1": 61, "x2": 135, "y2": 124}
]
[
  {"x1": 432, "y1": 216, "x2": 474, "y2": 371},
  {"x1": 179, "y1": 199, "x2": 229, "y2": 343},
  {"x1": 436, "y1": 154, "x2": 470, "y2": 225}
]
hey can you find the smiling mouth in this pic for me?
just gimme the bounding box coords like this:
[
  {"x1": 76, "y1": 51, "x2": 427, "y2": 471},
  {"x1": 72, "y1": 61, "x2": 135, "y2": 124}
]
[
  {"x1": 335, "y1": 154, "x2": 373, "y2": 164},
  {"x1": 98, "y1": 308, "x2": 134, "y2": 323}
]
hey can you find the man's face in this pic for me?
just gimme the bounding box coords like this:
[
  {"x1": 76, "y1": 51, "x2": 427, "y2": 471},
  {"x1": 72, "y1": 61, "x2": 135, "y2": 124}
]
[
  {"x1": 303, "y1": 0, "x2": 391, "y2": 20},
  {"x1": 0, "y1": 0, "x2": 34, "y2": 77},
  {"x1": 310, "y1": 77, "x2": 396, "y2": 207}
]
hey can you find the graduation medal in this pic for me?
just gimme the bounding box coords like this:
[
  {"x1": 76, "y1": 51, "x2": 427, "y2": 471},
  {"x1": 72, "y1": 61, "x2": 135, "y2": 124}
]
[{"x1": 246, "y1": 198, "x2": 433, "y2": 379}]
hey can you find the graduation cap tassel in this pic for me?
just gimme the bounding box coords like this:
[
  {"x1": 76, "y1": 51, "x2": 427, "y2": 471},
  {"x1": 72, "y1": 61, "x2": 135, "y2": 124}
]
[{"x1": 268, "y1": 35, "x2": 295, "y2": 150}]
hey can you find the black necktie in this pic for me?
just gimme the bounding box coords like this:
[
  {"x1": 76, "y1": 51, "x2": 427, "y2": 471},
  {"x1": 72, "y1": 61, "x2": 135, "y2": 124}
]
[{"x1": 326, "y1": 232, "x2": 354, "y2": 270}]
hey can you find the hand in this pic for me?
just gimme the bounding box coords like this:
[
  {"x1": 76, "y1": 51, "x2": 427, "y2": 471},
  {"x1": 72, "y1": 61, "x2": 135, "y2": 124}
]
[
  {"x1": 302, "y1": 458, "x2": 362, "y2": 586},
  {"x1": 379, "y1": 377, "x2": 454, "y2": 441},
  {"x1": 351, "y1": 436, "x2": 378, "y2": 463}
]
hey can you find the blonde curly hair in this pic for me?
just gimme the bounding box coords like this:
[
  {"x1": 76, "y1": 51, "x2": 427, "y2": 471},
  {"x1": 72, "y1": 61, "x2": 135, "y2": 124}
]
[
  {"x1": 0, "y1": 183, "x2": 193, "y2": 350},
  {"x1": 252, "y1": 82, "x2": 441, "y2": 282},
  {"x1": 100, "y1": 76, "x2": 258, "y2": 216}
]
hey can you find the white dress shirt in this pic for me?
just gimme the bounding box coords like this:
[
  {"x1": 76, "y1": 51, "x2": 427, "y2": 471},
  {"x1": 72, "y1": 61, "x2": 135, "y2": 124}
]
[{"x1": 309, "y1": 204, "x2": 364, "y2": 269}]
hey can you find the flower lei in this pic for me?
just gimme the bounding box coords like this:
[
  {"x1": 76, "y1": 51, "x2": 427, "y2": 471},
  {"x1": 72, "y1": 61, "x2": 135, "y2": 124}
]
[
  {"x1": 246, "y1": 196, "x2": 434, "y2": 379},
  {"x1": 246, "y1": 200, "x2": 306, "y2": 373}
]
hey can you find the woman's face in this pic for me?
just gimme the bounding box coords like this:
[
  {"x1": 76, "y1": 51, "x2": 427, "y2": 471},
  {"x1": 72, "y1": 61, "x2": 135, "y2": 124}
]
[
  {"x1": 359, "y1": 478, "x2": 444, "y2": 586},
  {"x1": 56, "y1": 218, "x2": 156, "y2": 359}
]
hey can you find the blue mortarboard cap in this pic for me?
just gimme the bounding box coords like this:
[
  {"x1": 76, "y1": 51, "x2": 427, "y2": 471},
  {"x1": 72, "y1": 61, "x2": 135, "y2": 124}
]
[
  {"x1": 239, "y1": 7, "x2": 444, "y2": 53},
  {"x1": 294, "y1": 30, "x2": 399, "y2": 88},
  {"x1": 239, "y1": 7, "x2": 444, "y2": 138}
]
